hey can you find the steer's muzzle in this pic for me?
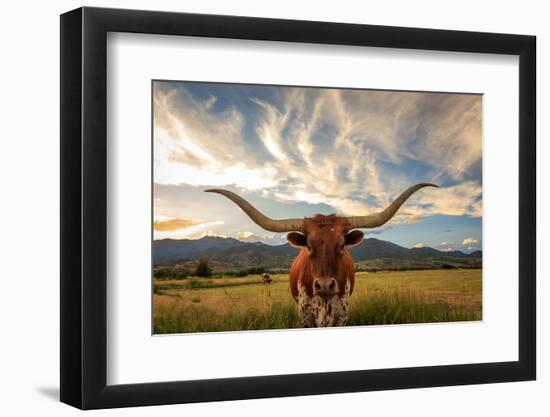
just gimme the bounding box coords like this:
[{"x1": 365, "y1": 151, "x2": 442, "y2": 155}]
[{"x1": 313, "y1": 277, "x2": 339, "y2": 299}]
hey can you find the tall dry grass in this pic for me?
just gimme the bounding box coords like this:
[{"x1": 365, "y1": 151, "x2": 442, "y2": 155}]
[{"x1": 153, "y1": 269, "x2": 482, "y2": 334}]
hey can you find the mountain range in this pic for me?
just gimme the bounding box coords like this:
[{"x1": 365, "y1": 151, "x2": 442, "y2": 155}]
[{"x1": 154, "y1": 236, "x2": 482, "y2": 269}]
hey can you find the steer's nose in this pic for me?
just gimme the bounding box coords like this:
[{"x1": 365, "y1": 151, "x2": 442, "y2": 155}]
[{"x1": 313, "y1": 277, "x2": 339, "y2": 299}]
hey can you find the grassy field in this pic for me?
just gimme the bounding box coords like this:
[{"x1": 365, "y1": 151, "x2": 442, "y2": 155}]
[{"x1": 153, "y1": 269, "x2": 482, "y2": 334}]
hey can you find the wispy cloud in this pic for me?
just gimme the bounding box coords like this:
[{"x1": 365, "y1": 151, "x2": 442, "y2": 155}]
[
  {"x1": 365, "y1": 226, "x2": 392, "y2": 236},
  {"x1": 397, "y1": 181, "x2": 482, "y2": 222},
  {"x1": 436, "y1": 242, "x2": 455, "y2": 252},
  {"x1": 153, "y1": 82, "x2": 482, "y2": 242}
]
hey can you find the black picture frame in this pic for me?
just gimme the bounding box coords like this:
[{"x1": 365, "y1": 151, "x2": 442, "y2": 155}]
[{"x1": 60, "y1": 6, "x2": 536, "y2": 410}]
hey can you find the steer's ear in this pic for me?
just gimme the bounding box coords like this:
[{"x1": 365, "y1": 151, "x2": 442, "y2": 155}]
[
  {"x1": 345, "y1": 230, "x2": 364, "y2": 247},
  {"x1": 287, "y1": 232, "x2": 307, "y2": 248}
]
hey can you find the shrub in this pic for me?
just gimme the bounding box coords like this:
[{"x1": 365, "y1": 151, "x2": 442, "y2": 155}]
[
  {"x1": 194, "y1": 259, "x2": 212, "y2": 277},
  {"x1": 153, "y1": 269, "x2": 167, "y2": 279},
  {"x1": 153, "y1": 269, "x2": 189, "y2": 280}
]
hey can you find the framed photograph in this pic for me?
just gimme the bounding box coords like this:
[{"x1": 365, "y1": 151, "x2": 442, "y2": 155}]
[{"x1": 60, "y1": 6, "x2": 536, "y2": 409}]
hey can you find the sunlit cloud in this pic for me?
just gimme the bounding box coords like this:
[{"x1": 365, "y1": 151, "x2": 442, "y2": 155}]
[
  {"x1": 413, "y1": 243, "x2": 425, "y2": 248},
  {"x1": 154, "y1": 221, "x2": 224, "y2": 240},
  {"x1": 463, "y1": 237, "x2": 479, "y2": 245},
  {"x1": 202, "y1": 229, "x2": 226, "y2": 238},
  {"x1": 236, "y1": 231, "x2": 286, "y2": 244},
  {"x1": 436, "y1": 242, "x2": 455, "y2": 252},
  {"x1": 153, "y1": 81, "x2": 482, "y2": 244},
  {"x1": 401, "y1": 181, "x2": 482, "y2": 220},
  {"x1": 236, "y1": 231, "x2": 255, "y2": 240},
  {"x1": 153, "y1": 218, "x2": 205, "y2": 232}
]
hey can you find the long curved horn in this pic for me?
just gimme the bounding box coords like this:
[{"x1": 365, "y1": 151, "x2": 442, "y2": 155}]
[
  {"x1": 347, "y1": 183, "x2": 438, "y2": 229},
  {"x1": 205, "y1": 189, "x2": 304, "y2": 232}
]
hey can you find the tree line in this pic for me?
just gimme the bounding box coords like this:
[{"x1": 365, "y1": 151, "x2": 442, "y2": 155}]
[{"x1": 154, "y1": 259, "x2": 275, "y2": 280}]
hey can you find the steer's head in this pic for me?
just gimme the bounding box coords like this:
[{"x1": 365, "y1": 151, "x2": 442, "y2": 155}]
[
  {"x1": 286, "y1": 214, "x2": 363, "y2": 298},
  {"x1": 205, "y1": 183, "x2": 437, "y2": 300}
]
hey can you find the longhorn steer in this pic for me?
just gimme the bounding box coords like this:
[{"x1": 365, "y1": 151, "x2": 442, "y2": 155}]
[
  {"x1": 206, "y1": 183, "x2": 437, "y2": 327},
  {"x1": 262, "y1": 272, "x2": 272, "y2": 284}
]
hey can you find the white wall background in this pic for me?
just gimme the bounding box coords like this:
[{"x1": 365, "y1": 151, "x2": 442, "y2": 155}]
[{"x1": 0, "y1": 0, "x2": 546, "y2": 415}]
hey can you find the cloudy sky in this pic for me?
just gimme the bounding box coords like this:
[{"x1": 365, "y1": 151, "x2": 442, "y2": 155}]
[{"x1": 153, "y1": 80, "x2": 482, "y2": 253}]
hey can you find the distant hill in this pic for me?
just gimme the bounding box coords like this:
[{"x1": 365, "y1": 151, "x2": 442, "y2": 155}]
[
  {"x1": 153, "y1": 236, "x2": 242, "y2": 263},
  {"x1": 348, "y1": 238, "x2": 410, "y2": 260},
  {"x1": 154, "y1": 236, "x2": 481, "y2": 269},
  {"x1": 205, "y1": 242, "x2": 297, "y2": 269}
]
